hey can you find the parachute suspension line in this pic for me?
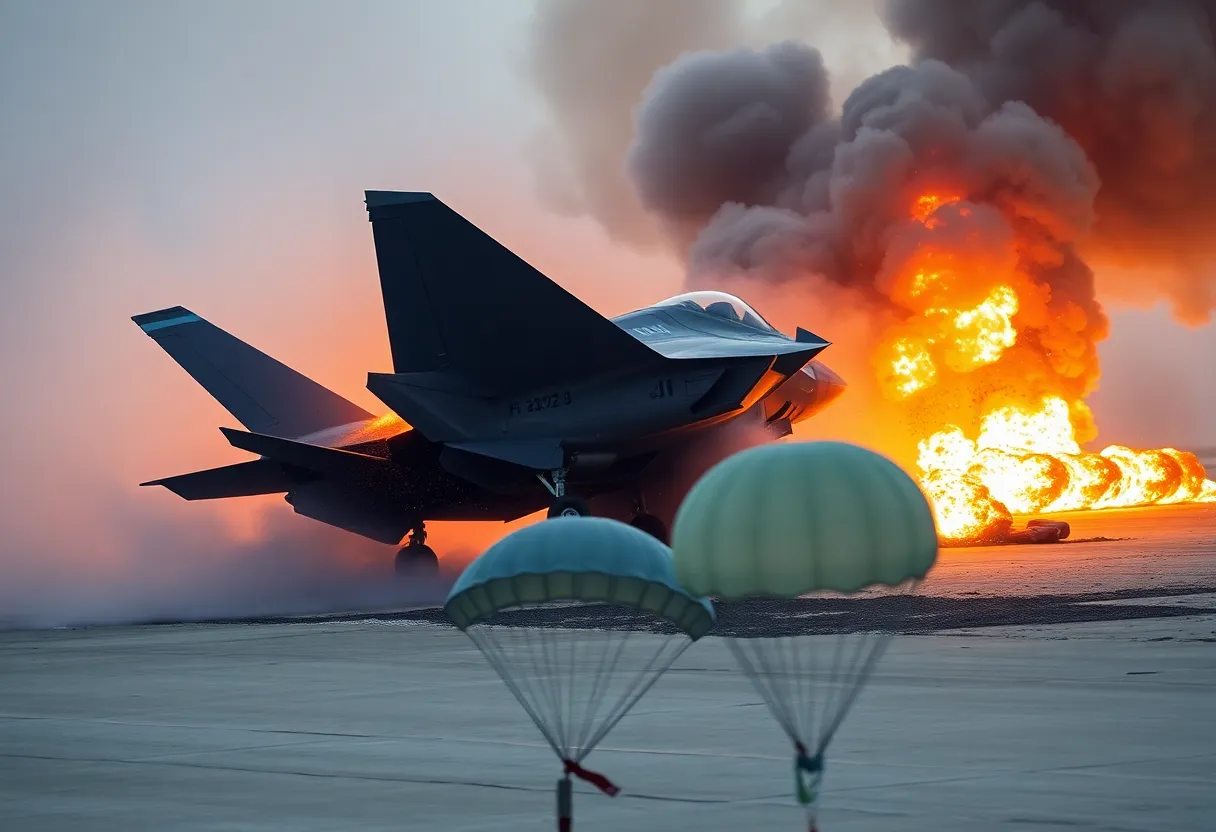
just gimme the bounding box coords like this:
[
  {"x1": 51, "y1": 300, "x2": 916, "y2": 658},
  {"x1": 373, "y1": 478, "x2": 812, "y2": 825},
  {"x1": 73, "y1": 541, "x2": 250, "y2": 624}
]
[
  {"x1": 473, "y1": 620, "x2": 661, "y2": 832},
  {"x1": 528, "y1": 623, "x2": 567, "y2": 749},
  {"x1": 570, "y1": 626, "x2": 632, "y2": 754},
  {"x1": 470, "y1": 623, "x2": 628, "y2": 796},
  {"x1": 565, "y1": 623, "x2": 579, "y2": 753},
  {"x1": 466, "y1": 608, "x2": 695, "y2": 800},
  {"x1": 818, "y1": 579, "x2": 921, "y2": 748},
  {"x1": 580, "y1": 635, "x2": 692, "y2": 754},
  {"x1": 726, "y1": 628, "x2": 891, "y2": 814},
  {"x1": 816, "y1": 629, "x2": 847, "y2": 742},
  {"x1": 819, "y1": 631, "x2": 893, "y2": 749},
  {"x1": 728, "y1": 639, "x2": 797, "y2": 740},
  {"x1": 724, "y1": 582, "x2": 922, "y2": 820},
  {"x1": 469, "y1": 626, "x2": 563, "y2": 756}
]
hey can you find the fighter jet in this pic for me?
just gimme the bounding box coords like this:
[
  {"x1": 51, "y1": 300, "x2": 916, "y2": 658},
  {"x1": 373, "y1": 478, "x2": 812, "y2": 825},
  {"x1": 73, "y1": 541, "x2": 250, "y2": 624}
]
[{"x1": 134, "y1": 191, "x2": 846, "y2": 574}]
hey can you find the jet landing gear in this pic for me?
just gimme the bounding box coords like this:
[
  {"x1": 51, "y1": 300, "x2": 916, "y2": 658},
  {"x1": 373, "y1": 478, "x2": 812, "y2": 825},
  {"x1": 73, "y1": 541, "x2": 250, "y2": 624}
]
[
  {"x1": 395, "y1": 524, "x2": 439, "y2": 578},
  {"x1": 538, "y1": 469, "x2": 591, "y2": 519}
]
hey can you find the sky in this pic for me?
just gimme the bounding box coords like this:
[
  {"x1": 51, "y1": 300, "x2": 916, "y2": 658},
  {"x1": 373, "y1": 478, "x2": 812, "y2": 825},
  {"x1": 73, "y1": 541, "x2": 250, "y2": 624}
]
[{"x1": 0, "y1": 1, "x2": 1212, "y2": 625}]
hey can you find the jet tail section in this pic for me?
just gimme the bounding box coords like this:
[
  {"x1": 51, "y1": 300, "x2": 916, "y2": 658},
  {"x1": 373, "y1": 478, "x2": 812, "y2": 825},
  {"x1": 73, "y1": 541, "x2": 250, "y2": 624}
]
[
  {"x1": 132, "y1": 306, "x2": 374, "y2": 438},
  {"x1": 364, "y1": 191, "x2": 664, "y2": 391}
]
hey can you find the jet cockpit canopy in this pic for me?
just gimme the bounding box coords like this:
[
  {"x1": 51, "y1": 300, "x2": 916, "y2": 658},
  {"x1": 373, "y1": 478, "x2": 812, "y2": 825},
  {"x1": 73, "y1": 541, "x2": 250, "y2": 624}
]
[{"x1": 653, "y1": 291, "x2": 778, "y2": 333}]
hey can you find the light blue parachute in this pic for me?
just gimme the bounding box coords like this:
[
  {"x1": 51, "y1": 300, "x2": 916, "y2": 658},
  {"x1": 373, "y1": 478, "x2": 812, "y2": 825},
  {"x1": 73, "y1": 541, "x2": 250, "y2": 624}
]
[
  {"x1": 445, "y1": 517, "x2": 715, "y2": 826},
  {"x1": 445, "y1": 517, "x2": 715, "y2": 638}
]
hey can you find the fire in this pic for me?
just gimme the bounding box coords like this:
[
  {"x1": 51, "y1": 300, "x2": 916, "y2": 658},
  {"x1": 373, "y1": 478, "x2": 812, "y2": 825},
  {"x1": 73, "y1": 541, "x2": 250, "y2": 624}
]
[
  {"x1": 910, "y1": 192, "x2": 960, "y2": 224},
  {"x1": 933, "y1": 285, "x2": 1020, "y2": 369},
  {"x1": 884, "y1": 337, "x2": 936, "y2": 397},
  {"x1": 890, "y1": 193, "x2": 1216, "y2": 543}
]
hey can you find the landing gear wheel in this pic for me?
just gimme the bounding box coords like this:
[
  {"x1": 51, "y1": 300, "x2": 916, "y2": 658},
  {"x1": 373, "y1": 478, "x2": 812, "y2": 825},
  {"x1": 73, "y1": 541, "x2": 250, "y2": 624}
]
[
  {"x1": 630, "y1": 513, "x2": 669, "y2": 545},
  {"x1": 547, "y1": 495, "x2": 591, "y2": 519},
  {"x1": 395, "y1": 544, "x2": 439, "y2": 578}
]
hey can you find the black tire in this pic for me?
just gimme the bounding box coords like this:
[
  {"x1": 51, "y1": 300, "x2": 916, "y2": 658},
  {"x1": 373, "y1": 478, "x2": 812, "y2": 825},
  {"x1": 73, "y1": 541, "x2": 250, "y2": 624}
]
[
  {"x1": 629, "y1": 513, "x2": 669, "y2": 545},
  {"x1": 395, "y1": 544, "x2": 439, "y2": 577},
  {"x1": 547, "y1": 495, "x2": 591, "y2": 519}
]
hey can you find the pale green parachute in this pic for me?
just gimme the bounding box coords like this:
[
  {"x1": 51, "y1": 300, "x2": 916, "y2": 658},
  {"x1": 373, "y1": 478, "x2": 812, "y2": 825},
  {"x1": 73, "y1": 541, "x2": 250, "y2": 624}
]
[
  {"x1": 672, "y1": 440, "x2": 937, "y2": 830},
  {"x1": 446, "y1": 516, "x2": 715, "y2": 831}
]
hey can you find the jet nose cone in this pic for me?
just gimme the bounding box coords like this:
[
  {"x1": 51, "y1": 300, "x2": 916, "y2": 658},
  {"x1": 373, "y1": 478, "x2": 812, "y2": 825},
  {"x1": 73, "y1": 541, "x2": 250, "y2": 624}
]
[
  {"x1": 805, "y1": 361, "x2": 846, "y2": 408},
  {"x1": 811, "y1": 362, "x2": 846, "y2": 389}
]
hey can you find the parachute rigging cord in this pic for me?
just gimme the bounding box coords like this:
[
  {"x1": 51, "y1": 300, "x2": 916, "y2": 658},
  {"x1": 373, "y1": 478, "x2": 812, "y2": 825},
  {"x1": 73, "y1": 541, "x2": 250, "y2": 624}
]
[
  {"x1": 465, "y1": 605, "x2": 695, "y2": 799},
  {"x1": 728, "y1": 630, "x2": 889, "y2": 828},
  {"x1": 724, "y1": 582, "x2": 917, "y2": 823}
]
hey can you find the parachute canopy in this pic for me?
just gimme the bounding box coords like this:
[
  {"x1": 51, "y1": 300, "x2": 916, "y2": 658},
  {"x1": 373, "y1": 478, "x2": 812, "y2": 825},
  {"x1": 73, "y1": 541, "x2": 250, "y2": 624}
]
[
  {"x1": 444, "y1": 517, "x2": 717, "y2": 825},
  {"x1": 445, "y1": 516, "x2": 716, "y2": 639},
  {"x1": 670, "y1": 440, "x2": 939, "y2": 825},
  {"x1": 672, "y1": 440, "x2": 938, "y2": 598}
]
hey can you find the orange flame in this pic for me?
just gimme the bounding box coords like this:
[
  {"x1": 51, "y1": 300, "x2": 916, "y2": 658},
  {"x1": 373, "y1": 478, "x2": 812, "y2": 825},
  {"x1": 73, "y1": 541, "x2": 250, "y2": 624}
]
[{"x1": 892, "y1": 193, "x2": 1216, "y2": 542}]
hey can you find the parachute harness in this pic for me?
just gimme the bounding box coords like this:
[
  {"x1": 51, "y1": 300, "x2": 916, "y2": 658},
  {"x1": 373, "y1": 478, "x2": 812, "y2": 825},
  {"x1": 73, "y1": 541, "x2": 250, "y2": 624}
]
[
  {"x1": 794, "y1": 741, "x2": 823, "y2": 805},
  {"x1": 724, "y1": 593, "x2": 914, "y2": 831},
  {"x1": 794, "y1": 741, "x2": 824, "y2": 831},
  {"x1": 561, "y1": 759, "x2": 619, "y2": 796},
  {"x1": 465, "y1": 604, "x2": 698, "y2": 830}
]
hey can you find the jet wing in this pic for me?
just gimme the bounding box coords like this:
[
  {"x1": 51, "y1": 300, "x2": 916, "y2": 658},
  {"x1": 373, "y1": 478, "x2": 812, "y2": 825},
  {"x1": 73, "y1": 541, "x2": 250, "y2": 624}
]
[
  {"x1": 219, "y1": 427, "x2": 392, "y2": 479},
  {"x1": 140, "y1": 459, "x2": 296, "y2": 500}
]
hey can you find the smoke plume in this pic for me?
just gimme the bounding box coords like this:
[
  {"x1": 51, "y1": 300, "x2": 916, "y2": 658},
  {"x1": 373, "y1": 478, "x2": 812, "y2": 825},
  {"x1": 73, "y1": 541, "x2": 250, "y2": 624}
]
[
  {"x1": 629, "y1": 38, "x2": 1110, "y2": 439},
  {"x1": 882, "y1": 0, "x2": 1216, "y2": 324},
  {"x1": 523, "y1": 0, "x2": 895, "y2": 249},
  {"x1": 628, "y1": 40, "x2": 834, "y2": 249},
  {"x1": 528, "y1": 0, "x2": 1216, "y2": 538},
  {"x1": 524, "y1": 0, "x2": 746, "y2": 248},
  {"x1": 536, "y1": 0, "x2": 1216, "y2": 324}
]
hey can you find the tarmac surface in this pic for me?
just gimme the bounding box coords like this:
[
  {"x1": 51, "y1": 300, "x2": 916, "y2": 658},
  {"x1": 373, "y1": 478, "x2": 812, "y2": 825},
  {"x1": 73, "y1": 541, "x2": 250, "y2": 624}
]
[{"x1": 2, "y1": 503, "x2": 1214, "y2": 830}]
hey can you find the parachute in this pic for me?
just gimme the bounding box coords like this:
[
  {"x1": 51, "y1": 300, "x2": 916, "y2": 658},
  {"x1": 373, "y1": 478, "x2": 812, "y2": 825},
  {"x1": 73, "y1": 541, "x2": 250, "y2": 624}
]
[
  {"x1": 444, "y1": 516, "x2": 716, "y2": 831},
  {"x1": 672, "y1": 440, "x2": 938, "y2": 830}
]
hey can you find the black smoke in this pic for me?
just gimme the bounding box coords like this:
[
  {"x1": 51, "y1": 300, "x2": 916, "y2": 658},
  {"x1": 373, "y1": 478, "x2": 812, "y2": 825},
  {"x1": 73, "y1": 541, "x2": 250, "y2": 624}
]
[
  {"x1": 882, "y1": 0, "x2": 1216, "y2": 324},
  {"x1": 624, "y1": 35, "x2": 1111, "y2": 442}
]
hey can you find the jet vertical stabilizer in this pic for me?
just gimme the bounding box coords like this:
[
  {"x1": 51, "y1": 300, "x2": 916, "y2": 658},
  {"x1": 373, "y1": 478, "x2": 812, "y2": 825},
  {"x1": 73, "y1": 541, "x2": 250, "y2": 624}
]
[
  {"x1": 132, "y1": 306, "x2": 374, "y2": 438},
  {"x1": 364, "y1": 191, "x2": 665, "y2": 391}
]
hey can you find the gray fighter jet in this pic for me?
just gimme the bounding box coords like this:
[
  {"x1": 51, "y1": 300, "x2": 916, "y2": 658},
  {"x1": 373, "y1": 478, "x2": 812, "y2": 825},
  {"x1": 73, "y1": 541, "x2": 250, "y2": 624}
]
[{"x1": 134, "y1": 191, "x2": 846, "y2": 574}]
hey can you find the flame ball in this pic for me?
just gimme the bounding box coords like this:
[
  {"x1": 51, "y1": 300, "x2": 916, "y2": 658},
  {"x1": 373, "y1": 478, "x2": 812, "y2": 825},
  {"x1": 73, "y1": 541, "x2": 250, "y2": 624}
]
[{"x1": 671, "y1": 441, "x2": 939, "y2": 598}]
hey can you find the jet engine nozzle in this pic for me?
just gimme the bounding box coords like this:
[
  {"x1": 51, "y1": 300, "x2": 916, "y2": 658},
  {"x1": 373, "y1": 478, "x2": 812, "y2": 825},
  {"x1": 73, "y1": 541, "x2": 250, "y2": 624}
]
[{"x1": 762, "y1": 360, "x2": 846, "y2": 425}]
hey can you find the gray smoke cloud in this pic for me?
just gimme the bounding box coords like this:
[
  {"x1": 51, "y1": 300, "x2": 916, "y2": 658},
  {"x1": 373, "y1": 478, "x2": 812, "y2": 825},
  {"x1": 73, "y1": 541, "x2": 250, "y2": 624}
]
[
  {"x1": 524, "y1": 0, "x2": 746, "y2": 248},
  {"x1": 625, "y1": 39, "x2": 1110, "y2": 437},
  {"x1": 633, "y1": 48, "x2": 1101, "y2": 289},
  {"x1": 627, "y1": 40, "x2": 834, "y2": 248},
  {"x1": 527, "y1": 1, "x2": 1216, "y2": 432},
  {"x1": 523, "y1": 0, "x2": 892, "y2": 250}
]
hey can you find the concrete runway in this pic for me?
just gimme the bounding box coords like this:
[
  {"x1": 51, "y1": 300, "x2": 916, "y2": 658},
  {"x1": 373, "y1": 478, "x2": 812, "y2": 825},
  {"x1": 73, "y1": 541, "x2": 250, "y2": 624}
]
[{"x1": 2, "y1": 504, "x2": 1215, "y2": 831}]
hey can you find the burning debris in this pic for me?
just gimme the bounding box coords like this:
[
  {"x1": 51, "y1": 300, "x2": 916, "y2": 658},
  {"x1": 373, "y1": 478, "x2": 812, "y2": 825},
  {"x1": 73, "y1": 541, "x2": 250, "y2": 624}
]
[
  {"x1": 549, "y1": 1, "x2": 1216, "y2": 545},
  {"x1": 939, "y1": 519, "x2": 1072, "y2": 548}
]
